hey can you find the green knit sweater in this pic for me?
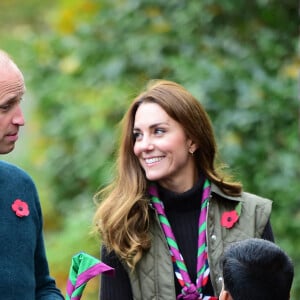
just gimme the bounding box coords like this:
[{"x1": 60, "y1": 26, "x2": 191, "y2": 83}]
[{"x1": 0, "y1": 160, "x2": 64, "y2": 299}]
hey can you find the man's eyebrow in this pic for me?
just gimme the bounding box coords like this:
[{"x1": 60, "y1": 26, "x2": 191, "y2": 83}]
[{"x1": 0, "y1": 96, "x2": 21, "y2": 106}]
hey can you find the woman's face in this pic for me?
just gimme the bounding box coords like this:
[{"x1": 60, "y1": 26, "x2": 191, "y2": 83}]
[{"x1": 133, "y1": 102, "x2": 197, "y2": 192}]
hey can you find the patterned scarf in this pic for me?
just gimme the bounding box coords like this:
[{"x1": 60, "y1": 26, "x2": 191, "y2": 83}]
[
  {"x1": 66, "y1": 252, "x2": 114, "y2": 300},
  {"x1": 149, "y1": 179, "x2": 217, "y2": 300}
]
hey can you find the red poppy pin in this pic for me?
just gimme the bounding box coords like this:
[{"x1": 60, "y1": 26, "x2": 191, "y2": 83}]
[
  {"x1": 221, "y1": 202, "x2": 242, "y2": 229},
  {"x1": 12, "y1": 199, "x2": 30, "y2": 217}
]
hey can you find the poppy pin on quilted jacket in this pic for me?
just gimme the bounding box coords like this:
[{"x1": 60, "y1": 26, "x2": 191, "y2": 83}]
[
  {"x1": 12, "y1": 199, "x2": 30, "y2": 217},
  {"x1": 220, "y1": 202, "x2": 241, "y2": 229}
]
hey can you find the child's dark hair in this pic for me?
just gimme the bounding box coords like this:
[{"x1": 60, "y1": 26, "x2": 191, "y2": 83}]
[{"x1": 221, "y1": 238, "x2": 294, "y2": 300}]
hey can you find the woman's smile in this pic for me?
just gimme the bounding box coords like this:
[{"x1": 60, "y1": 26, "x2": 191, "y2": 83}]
[{"x1": 144, "y1": 156, "x2": 165, "y2": 165}]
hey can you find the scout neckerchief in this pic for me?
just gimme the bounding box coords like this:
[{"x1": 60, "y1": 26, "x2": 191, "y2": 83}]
[
  {"x1": 149, "y1": 179, "x2": 217, "y2": 300},
  {"x1": 66, "y1": 252, "x2": 115, "y2": 300}
]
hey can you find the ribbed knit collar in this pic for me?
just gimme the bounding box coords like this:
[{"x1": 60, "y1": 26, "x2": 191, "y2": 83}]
[{"x1": 156, "y1": 174, "x2": 205, "y2": 212}]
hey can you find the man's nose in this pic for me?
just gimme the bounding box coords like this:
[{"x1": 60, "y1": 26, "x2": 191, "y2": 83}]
[{"x1": 12, "y1": 105, "x2": 25, "y2": 126}]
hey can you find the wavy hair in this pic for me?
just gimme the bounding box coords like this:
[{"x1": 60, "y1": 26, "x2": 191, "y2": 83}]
[{"x1": 94, "y1": 80, "x2": 242, "y2": 269}]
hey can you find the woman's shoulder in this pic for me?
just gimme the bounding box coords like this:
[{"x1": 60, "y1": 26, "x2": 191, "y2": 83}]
[
  {"x1": 240, "y1": 191, "x2": 272, "y2": 205},
  {"x1": 211, "y1": 182, "x2": 272, "y2": 205}
]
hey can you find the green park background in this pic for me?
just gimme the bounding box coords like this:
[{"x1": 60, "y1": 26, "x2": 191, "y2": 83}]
[{"x1": 1, "y1": 0, "x2": 299, "y2": 299}]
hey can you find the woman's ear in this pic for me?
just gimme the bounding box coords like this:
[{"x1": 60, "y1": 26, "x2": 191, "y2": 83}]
[{"x1": 188, "y1": 140, "x2": 198, "y2": 155}]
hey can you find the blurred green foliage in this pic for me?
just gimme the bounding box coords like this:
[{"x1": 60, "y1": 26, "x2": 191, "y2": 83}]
[{"x1": 1, "y1": 0, "x2": 299, "y2": 298}]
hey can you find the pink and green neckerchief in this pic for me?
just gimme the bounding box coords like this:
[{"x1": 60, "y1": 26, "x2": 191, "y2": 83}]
[
  {"x1": 66, "y1": 252, "x2": 115, "y2": 300},
  {"x1": 149, "y1": 179, "x2": 217, "y2": 300}
]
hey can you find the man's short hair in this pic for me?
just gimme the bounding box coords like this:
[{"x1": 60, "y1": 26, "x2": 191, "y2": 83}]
[{"x1": 221, "y1": 238, "x2": 294, "y2": 300}]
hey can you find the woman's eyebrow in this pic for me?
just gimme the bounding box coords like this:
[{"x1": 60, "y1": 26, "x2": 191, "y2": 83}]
[{"x1": 133, "y1": 122, "x2": 169, "y2": 130}]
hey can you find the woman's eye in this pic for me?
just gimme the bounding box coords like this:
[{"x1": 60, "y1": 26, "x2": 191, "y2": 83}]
[
  {"x1": 133, "y1": 132, "x2": 142, "y2": 140},
  {"x1": 155, "y1": 128, "x2": 165, "y2": 134}
]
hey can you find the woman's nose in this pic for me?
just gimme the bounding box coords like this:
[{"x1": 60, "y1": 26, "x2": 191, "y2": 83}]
[{"x1": 139, "y1": 136, "x2": 154, "y2": 151}]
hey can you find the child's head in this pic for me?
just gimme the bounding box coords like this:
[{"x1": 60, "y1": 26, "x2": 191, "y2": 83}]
[{"x1": 220, "y1": 238, "x2": 294, "y2": 300}]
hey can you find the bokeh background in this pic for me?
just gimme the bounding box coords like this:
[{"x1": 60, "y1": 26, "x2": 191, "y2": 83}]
[{"x1": 1, "y1": 0, "x2": 299, "y2": 299}]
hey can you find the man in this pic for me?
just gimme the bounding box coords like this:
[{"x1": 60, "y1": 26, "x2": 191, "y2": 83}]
[
  {"x1": 0, "y1": 49, "x2": 64, "y2": 299},
  {"x1": 219, "y1": 238, "x2": 294, "y2": 300}
]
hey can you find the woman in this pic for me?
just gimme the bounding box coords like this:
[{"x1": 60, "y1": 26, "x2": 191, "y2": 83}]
[{"x1": 94, "y1": 80, "x2": 273, "y2": 299}]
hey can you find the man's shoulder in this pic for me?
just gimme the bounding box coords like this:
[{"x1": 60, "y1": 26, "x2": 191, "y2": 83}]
[{"x1": 0, "y1": 160, "x2": 33, "y2": 182}]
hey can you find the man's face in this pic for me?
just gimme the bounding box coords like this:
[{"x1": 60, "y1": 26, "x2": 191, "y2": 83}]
[{"x1": 0, "y1": 64, "x2": 25, "y2": 154}]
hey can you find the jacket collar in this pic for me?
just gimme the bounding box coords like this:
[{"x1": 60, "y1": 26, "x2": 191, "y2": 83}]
[{"x1": 211, "y1": 182, "x2": 243, "y2": 203}]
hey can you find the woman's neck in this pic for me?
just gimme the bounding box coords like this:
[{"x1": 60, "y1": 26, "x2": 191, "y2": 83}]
[{"x1": 158, "y1": 167, "x2": 200, "y2": 193}]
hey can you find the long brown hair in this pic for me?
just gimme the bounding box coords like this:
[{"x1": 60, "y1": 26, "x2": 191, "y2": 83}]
[{"x1": 93, "y1": 80, "x2": 242, "y2": 269}]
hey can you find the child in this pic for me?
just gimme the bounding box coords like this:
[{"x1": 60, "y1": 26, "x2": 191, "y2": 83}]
[{"x1": 220, "y1": 238, "x2": 294, "y2": 300}]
